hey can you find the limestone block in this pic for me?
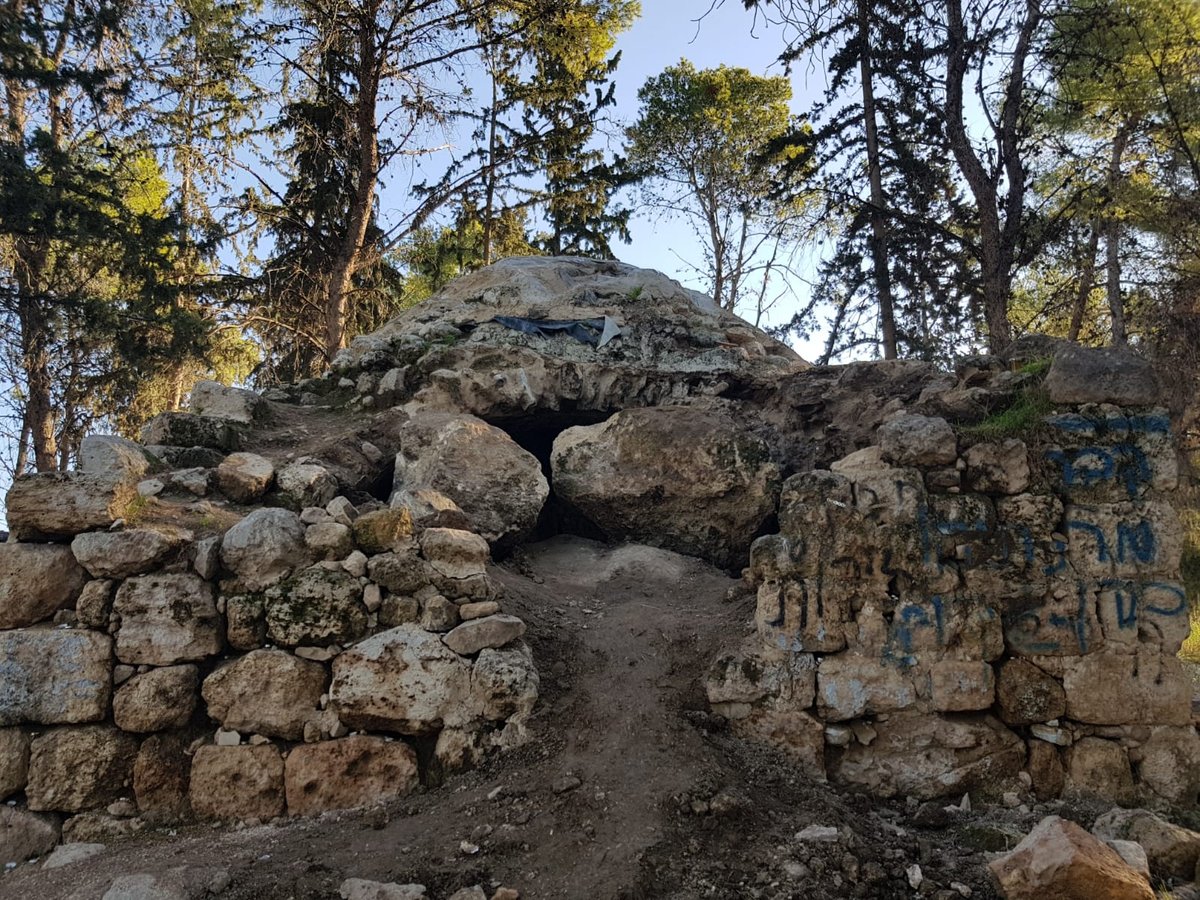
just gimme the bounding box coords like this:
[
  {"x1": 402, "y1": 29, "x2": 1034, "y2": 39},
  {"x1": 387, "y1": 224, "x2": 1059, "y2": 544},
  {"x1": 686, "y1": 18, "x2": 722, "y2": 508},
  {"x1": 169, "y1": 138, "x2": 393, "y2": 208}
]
[
  {"x1": 340, "y1": 878, "x2": 427, "y2": 900},
  {"x1": 284, "y1": 736, "x2": 419, "y2": 816},
  {"x1": 305, "y1": 522, "x2": 353, "y2": 560},
  {"x1": 831, "y1": 712, "x2": 1024, "y2": 800},
  {"x1": 330, "y1": 625, "x2": 474, "y2": 735},
  {"x1": 367, "y1": 549, "x2": 433, "y2": 594},
  {"x1": 264, "y1": 566, "x2": 368, "y2": 647},
  {"x1": 419, "y1": 528, "x2": 489, "y2": 580},
  {"x1": 756, "y1": 580, "x2": 850, "y2": 655},
  {"x1": 1065, "y1": 738, "x2": 1136, "y2": 805},
  {"x1": 188, "y1": 744, "x2": 284, "y2": 821},
  {"x1": 965, "y1": 439, "x2": 1030, "y2": 494},
  {"x1": 189, "y1": 380, "x2": 266, "y2": 424},
  {"x1": 0, "y1": 728, "x2": 30, "y2": 801},
  {"x1": 79, "y1": 434, "x2": 153, "y2": 479},
  {"x1": 390, "y1": 487, "x2": 471, "y2": 531},
  {"x1": 1027, "y1": 738, "x2": 1065, "y2": 801},
  {"x1": 731, "y1": 708, "x2": 825, "y2": 777},
  {"x1": 0, "y1": 806, "x2": 60, "y2": 863},
  {"x1": 1043, "y1": 408, "x2": 1177, "y2": 500},
  {"x1": 220, "y1": 508, "x2": 309, "y2": 591},
  {"x1": 1093, "y1": 807, "x2": 1200, "y2": 881},
  {"x1": 1097, "y1": 579, "x2": 1189, "y2": 654},
  {"x1": 201, "y1": 650, "x2": 326, "y2": 740},
  {"x1": 996, "y1": 658, "x2": 1066, "y2": 726},
  {"x1": 0, "y1": 542, "x2": 87, "y2": 628},
  {"x1": 76, "y1": 579, "x2": 116, "y2": 628},
  {"x1": 27, "y1": 726, "x2": 138, "y2": 813},
  {"x1": 397, "y1": 412, "x2": 549, "y2": 551},
  {"x1": 777, "y1": 471, "x2": 855, "y2": 536},
  {"x1": 71, "y1": 528, "x2": 186, "y2": 579},
  {"x1": 352, "y1": 508, "x2": 415, "y2": 555},
  {"x1": 459, "y1": 601, "x2": 500, "y2": 620},
  {"x1": 0, "y1": 629, "x2": 112, "y2": 726},
  {"x1": 133, "y1": 732, "x2": 191, "y2": 822},
  {"x1": 988, "y1": 815, "x2": 1153, "y2": 900},
  {"x1": 1044, "y1": 343, "x2": 1160, "y2": 407},
  {"x1": 224, "y1": 593, "x2": 266, "y2": 650},
  {"x1": 1132, "y1": 725, "x2": 1200, "y2": 807},
  {"x1": 215, "y1": 452, "x2": 274, "y2": 503},
  {"x1": 928, "y1": 660, "x2": 995, "y2": 712},
  {"x1": 707, "y1": 646, "x2": 815, "y2": 709},
  {"x1": 1062, "y1": 649, "x2": 1191, "y2": 726},
  {"x1": 7, "y1": 472, "x2": 138, "y2": 540},
  {"x1": 419, "y1": 595, "x2": 459, "y2": 632},
  {"x1": 816, "y1": 655, "x2": 917, "y2": 722},
  {"x1": 1064, "y1": 500, "x2": 1181, "y2": 579},
  {"x1": 1003, "y1": 590, "x2": 1104, "y2": 658},
  {"x1": 878, "y1": 414, "x2": 957, "y2": 467},
  {"x1": 141, "y1": 411, "x2": 239, "y2": 451},
  {"x1": 379, "y1": 595, "x2": 420, "y2": 627},
  {"x1": 472, "y1": 643, "x2": 539, "y2": 722},
  {"x1": 276, "y1": 461, "x2": 338, "y2": 510},
  {"x1": 113, "y1": 666, "x2": 198, "y2": 733},
  {"x1": 113, "y1": 573, "x2": 222, "y2": 665},
  {"x1": 443, "y1": 614, "x2": 525, "y2": 656}
]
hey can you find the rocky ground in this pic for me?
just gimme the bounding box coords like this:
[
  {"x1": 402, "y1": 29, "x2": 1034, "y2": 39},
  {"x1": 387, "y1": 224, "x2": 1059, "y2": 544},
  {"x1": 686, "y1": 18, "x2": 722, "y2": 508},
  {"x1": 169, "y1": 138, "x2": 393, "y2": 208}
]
[{"x1": 1, "y1": 535, "x2": 1131, "y2": 900}]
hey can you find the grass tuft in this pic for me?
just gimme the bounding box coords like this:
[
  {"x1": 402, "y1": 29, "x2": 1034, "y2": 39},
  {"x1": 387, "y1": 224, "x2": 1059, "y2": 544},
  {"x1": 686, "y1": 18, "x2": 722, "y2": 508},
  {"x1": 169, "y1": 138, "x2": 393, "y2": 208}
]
[{"x1": 963, "y1": 387, "x2": 1054, "y2": 441}]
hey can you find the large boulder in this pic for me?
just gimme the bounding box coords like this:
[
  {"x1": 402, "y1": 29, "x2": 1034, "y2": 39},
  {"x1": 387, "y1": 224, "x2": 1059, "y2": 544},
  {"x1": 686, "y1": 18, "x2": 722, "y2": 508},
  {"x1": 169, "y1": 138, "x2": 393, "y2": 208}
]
[
  {"x1": 7, "y1": 472, "x2": 138, "y2": 540},
  {"x1": 1044, "y1": 343, "x2": 1160, "y2": 406},
  {"x1": 215, "y1": 452, "x2": 275, "y2": 503},
  {"x1": 0, "y1": 543, "x2": 87, "y2": 628},
  {"x1": 189, "y1": 380, "x2": 267, "y2": 424},
  {"x1": 79, "y1": 434, "x2": 154, "y2": 479},
  {"x1": 392, "y1": 412, "x2": 547, "y2": 549},
  {"x1": 141, "y1": 411, "x2": 240, "y2": 451},
  {"x1": 0, "y1": 806, "x2": 60, "y2": 863},
  {"x1": 201, "y1": 650, "x2": 327, "y2": 740},
  {"x1": 220, "y1": 507, "x2": 309, "y2": 590},
  {"x1": 113, "y1": 573, "x2": 223, "y2": 665},
  {"x1": 264, "y1": 566, "x2": 368, "y2": 647},
  {"x1": 0, "y1": 729, "x2": 30, "y2": 800},
  {"x1": 988, "y1": 815, "x2": 1153, "y2": 900},
  {"x1": 26, "y1": 726, "x2": 138, "y2": 813},
  {"x1": 330, "y1": 626, "x2": 474, "y2": 735},
  {"x1": 1092, "y1": 807, "x2": 1200, "y2": 881},
  {"x1": 552, "y1": 407, "x2": 780, "y2": 567},
  {"x1": 0, "y1": 629, "x2": 112, "y2": 726},
  {"x1": 188, "y1": 745, "x2": 285, "y2": 822},
  {"x1": 112, "y1": 665, "x2": 198, "y2": 733}
]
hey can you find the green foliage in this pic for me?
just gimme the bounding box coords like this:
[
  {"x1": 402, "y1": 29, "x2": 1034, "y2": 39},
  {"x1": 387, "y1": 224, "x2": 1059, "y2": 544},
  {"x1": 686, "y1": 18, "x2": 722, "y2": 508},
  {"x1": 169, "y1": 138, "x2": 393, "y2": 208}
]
[{"x1": 962, "y1": 387, "x2": 1054, "y2": 441}]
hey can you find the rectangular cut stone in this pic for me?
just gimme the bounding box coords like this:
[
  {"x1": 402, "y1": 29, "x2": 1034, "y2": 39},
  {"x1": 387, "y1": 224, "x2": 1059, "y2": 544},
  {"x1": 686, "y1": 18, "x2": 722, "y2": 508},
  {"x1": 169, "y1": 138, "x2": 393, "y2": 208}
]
[
  {"x1": 756, "y1": 580, "x2": 849, "y2": 654},
  {"x1": 284, "y1": 736, "x2": 419, "y2": 816},
  {"x1": 816, "y1": 655, "x2": 916, "y2": 722},
  {"x1": 1063, "y1": 501, "x2": 1182, "y2": 580},
  {"x1": 929, "y1": 660, "x2": 995, "y2": 712},
  {"x1": 1096, "y1": 579, "x2": 1190, "y2": 653},
  {"x1": 1044, "y1": 409, "x2": 1177, "y2": 501},
  {"x1": 0, "y1": 630, "x2": 112, "y2": 726},
  {"x1": 1002, "y1": 588, "x2": 1104, "y2": 657},
  {"x1": 1063, "y1": 648, "x2": 1191, "y2": 726},
  {"x1": 7, "y1": 472, "x2": 137, "y2": 540},
  {"x1": 113, "y1": 574, "x2": 223, "y2": 665}
]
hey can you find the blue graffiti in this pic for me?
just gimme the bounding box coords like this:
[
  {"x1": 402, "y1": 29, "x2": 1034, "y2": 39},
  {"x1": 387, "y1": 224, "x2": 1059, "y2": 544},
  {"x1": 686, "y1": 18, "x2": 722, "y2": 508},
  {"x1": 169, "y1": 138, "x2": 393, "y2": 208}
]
[
  {"x1": 1048, "y1": 412, "x2": 1170, "y2": 435},
  {"x1": 883, "y1": 596, "x2": 947, "y2": 667},
  {"x1": 1066, "y1": 519, "x2": 1110, "y2": 561},
  {"x1": 1116, "y1": 520, "x2": 1156, "y2": 565},
  {"x1": 1045, "y1": 444, "x2": 1152, "y2": 497}
]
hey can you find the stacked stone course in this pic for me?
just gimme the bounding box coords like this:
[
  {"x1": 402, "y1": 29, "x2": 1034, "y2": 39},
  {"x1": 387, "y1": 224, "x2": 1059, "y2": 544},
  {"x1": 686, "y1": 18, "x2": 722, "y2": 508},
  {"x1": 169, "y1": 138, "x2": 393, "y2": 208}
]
[{"x1": 0, "y1": 395, "x2": 539, "y2": 856}]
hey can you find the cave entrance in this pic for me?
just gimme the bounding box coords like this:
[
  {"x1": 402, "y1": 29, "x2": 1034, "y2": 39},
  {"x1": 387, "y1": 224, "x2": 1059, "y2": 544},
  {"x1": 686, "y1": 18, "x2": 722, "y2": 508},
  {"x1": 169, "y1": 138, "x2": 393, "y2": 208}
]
[{"x1": 492, "y1": 410, "x2": 611, "y2": 542}]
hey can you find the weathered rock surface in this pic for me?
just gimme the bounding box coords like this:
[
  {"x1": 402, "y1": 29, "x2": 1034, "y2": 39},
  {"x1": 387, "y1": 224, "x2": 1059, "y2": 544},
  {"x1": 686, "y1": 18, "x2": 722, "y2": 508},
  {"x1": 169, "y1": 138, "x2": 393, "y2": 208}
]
[
  {"x1": 100, "y1": 865, "x2": 232, "y2": 899},
  {"x1": 7, "y1": 472, "x2": 138, "y2": 540},
  {"x1": 339, "y1": 878, "x2": 427, "y2": 900},
  {"x1": 443, "y1": 614, "x2": 526, "y2": 656},
  {"x1": 0, "y1": 806, "x2": 60, "y2": 862},
  {"x1": 215, "y1": 452, "x2": 275, "y2": 503},
  {"x1": 276, "y1": 461, "x2": 338, "y2": 510},
  {"x1": 141, "y1": 411, "x2": 240, "y2": 451},
  {"x1": 392, "y1": 412, "x2": 547, "y2": 548},
  {"x1": 220, "y1": 507, "x2": 309, "y2": 590},
  {"x1": 26, "y1": 726, "x2": 137, "y2": 813},
  {"x1": 1044, "y1": 343, "x2": 1160, "y2": 406},
  {"x1": 552, "y1": 406, "x2": 779, "y2": 567},
  {"x1": 352, "y1": 508, "x2": 415, "y2": 555},
  {"x1": 264, "y1": 566, "x2": 368, "y2": 647},
  {"x1": 284, "y1": 736, "x2": 419, "y2": 816},
  {"x1": 0, "y1": 543, "x2": 87, "y2": 629},
  {"x1": 988, "y1": 815, "x2": 1153, "y2": 900},
  {"x1": 188, "y1": 745, "x2": 285, "y2": 821},
  {"x1": 189, "y1": 380, "x2": 266, "y2": 424},
  {"x1": 0, "y1": 728, "x2": 30, "y2": 800},
  {"x1": 996, "y1": 659, "x2": 1067, "y2": 726},
  {"x1": 330, "y1": 626, "x2": 474, "y2": 735},
  {"x1": 0, "y1": 629, "x2": 112, "y2": 726},
  {"x1": 472, "y1": 644, "x2": 539, "y2": 723},
  {"x1": 419, "y1": 527, "x2": 489, "y2": 580},
  {"x1": 113, "y1": 574, "x2": 222, "y2": 665},
  {"x1": 71, "y1": 528, "x2": 186, "y2": 579},
  {"x1": 1092, "y1": 807, "x2": 1200, "y2": 881},
  {"x1": 878, "y1": 414, "x2": 957, "y2": 467},
  {"x1": 134, "y1": 732, "x2": 192, "y2": 822},
  {"x1": 202, "y1": 650, "x2": 326, "y2": 740},
  {"x1": 112, "y1": 665, "x2": 198, "y2": 733},
  {"x1": 79, "y1": 434, "x2": 154, "y2": 479}
]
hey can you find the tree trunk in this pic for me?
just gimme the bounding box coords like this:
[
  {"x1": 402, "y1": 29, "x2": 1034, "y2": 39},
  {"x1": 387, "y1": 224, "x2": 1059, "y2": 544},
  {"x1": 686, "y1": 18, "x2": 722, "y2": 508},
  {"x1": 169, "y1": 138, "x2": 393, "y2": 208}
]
[
  {"x1": 1067, "y1": 217, "x2": 1101, "y2": 341},
  {"x1": 856, "y1": 0, "x2": 897, "y2": 359},
  {"x1": 325, "y1": 5, "x2": 381, "y2": 361},
  {"x1": 482, "y1": 61, "x2": 499, "y2": 266},
  {"x1": 1105, "y1": 122, "x2": 1133, "y2": 347}
]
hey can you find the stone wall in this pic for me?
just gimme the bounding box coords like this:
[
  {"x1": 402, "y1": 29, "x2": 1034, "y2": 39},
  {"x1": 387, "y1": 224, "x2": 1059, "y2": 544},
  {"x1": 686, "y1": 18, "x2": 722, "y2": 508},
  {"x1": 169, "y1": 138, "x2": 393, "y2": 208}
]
[
  {"x1": 0, "y1": 407, "x2": 539, "y2": 853},
  {"x1": 709, "y1": 373, "x2": 1200, "y2": 808}
]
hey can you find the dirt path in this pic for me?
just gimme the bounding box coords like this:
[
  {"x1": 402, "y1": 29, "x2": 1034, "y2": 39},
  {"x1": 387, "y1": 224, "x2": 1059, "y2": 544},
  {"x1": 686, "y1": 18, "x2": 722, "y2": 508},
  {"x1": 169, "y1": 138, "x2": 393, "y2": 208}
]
[{"x1": 1, "y1": 537, "x2": 1018, "y2": 900}]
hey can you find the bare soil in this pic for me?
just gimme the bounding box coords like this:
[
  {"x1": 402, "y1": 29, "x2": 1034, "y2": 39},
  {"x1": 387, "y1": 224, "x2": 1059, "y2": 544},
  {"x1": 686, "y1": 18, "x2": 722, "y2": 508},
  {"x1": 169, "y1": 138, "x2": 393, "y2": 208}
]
[{"x1": 2, "y1": 536, "x2": 1055, "y2": 900}]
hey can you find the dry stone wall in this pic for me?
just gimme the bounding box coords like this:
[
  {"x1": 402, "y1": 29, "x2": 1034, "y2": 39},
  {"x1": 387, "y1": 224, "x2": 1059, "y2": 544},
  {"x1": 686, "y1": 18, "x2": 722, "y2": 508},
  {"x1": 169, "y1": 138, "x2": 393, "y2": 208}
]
[
  {"x1": 0, "y1": 402, "x2": 540, "y2": 856},
  {"x1": 0, "y1": 258, "x2": 1196, "y2": 867},
  {"x1": 709, "y1": 372, "x2": 1200, "y2": 808}
]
